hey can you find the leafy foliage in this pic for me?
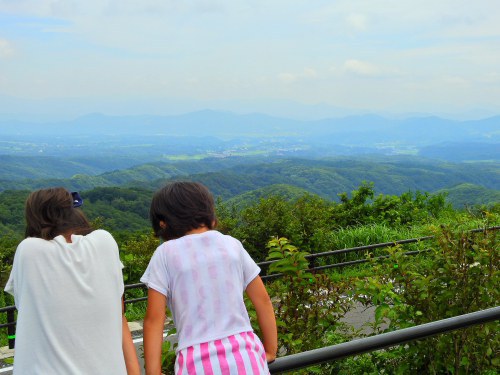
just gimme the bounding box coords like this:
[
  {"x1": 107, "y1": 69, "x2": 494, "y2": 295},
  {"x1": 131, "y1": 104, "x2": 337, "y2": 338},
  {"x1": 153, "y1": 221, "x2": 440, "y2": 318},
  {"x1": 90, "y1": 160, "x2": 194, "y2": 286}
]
[
  {"x1": 219, "y1": 183, "x2": 452, "y2": 261},
  {"x1": 0, "y1": 190, "x2": 29, "y2": 237},
  {"x1": 81, "y1": 187, "x2": 153, "y2": 233},
  {"x1": 119, "y1": 232, "x2": 158, "y2": 283},
  {"x1": 264, "y1": 238, "x2": 351, "y2": 357},
  {"x1": 354, "y1": 223, "x2": 499, "y2": 373},
  {"x1": 160, "y1": 326, "x2": 177, "y2": 373}
]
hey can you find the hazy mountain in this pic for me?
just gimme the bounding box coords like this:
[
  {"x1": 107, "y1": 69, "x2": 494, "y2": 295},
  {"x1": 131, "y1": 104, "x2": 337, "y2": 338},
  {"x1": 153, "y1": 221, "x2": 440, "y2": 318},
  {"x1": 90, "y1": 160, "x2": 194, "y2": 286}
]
[
  {"x1": 1, "y1": 111, "x2": 498, "y2": 143},
  {"x1": 1, "y1": 111, "x2": 498, "y2": 168},
  {"x1": 419, "y1": 142, "x2": 500, "y2": 162},
  {"x1": 0, "y1": 155, "x2": 105, "y2": 180}
]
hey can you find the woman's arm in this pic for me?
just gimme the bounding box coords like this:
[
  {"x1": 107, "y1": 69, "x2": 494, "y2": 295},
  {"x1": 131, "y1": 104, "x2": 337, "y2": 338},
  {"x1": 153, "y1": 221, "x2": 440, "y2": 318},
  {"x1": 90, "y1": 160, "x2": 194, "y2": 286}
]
[
  {"x1": 143, "y1": 288, "x2": 167, "y2": 375},
  {"x1": 122, "y1": 296, "x2": 141, "y2": 375},
  {"x1": 245, "y1": 276, "x2": 278, "y2": 362},
  {"x1": 122, "y1": 315, "x2": 141, "y2": 374}
]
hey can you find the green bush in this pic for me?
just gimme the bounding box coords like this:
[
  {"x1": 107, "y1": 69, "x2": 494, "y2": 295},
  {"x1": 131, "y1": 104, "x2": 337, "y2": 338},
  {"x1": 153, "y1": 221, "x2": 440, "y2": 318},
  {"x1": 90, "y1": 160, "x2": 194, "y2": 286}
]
[
  {"x1": 354, "y1": 223, "x2": 499, "y2": 373},
  {"x1": 261, "y1": 238, "x2": 351, "y2": 356},
  {"x1": 119, "y1": 232, "x2": 158, "y2": 284}
]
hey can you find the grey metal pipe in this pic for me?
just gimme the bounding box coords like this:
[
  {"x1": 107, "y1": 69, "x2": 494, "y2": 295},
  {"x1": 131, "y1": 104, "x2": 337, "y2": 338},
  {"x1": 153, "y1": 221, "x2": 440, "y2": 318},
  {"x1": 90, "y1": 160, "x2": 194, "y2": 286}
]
[{"x1": 269, "y1": 306, "x2": 500, "y2": 374}]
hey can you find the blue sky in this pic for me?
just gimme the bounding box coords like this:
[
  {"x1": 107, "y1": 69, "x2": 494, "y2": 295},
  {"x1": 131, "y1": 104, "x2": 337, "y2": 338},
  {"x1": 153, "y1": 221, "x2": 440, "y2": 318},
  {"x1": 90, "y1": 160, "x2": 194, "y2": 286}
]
[{"x1": 1, "y1": 0, "x2": 499, "y2": 120}]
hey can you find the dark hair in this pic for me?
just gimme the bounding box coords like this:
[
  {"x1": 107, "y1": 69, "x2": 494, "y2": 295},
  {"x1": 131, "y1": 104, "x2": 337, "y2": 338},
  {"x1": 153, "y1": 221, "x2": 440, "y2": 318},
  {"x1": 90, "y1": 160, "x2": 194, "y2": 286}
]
[
  {"x1": 150, "y1": 181, "x2": 217, "y2": 240},
  {"x1": 25, "y1": 187, "x2": 93, "y2": 240}
]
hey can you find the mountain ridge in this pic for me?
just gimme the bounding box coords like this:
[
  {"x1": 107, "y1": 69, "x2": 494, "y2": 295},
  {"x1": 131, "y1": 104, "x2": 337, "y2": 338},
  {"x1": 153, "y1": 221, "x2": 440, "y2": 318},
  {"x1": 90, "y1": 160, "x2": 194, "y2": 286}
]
[
  {"x1": 1, "y1": 111, "x2": 499, "y2": 143},
  {"x1": 1, "y1": 157, "x2": 497, "y2": 207}
]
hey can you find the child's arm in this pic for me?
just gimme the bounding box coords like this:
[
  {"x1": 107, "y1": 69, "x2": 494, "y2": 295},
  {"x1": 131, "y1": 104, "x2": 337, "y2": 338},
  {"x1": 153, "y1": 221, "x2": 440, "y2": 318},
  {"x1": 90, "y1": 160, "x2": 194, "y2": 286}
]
[
  {"x1": 245, "y1": 276, "x2": 278, "y2": 362},
  {"x1": 122, "y1": 296, "x2": 141, "y2": 375},
  {"x1": 143, "y1": 288, "x2": 167, "y2": 375}
]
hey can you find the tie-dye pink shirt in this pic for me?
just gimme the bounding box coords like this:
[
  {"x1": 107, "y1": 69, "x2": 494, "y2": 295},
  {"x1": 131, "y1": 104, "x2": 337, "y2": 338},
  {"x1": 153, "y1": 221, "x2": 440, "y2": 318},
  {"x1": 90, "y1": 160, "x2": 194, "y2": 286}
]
[{"x1": 141, "y1": 230, "x2": 261, "y2": 352}]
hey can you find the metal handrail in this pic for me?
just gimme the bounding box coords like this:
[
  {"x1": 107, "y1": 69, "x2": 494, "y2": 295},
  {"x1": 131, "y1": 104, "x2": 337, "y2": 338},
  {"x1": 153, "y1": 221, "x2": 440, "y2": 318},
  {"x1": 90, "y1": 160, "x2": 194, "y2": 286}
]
[
  {"x1": 261, "y1": 249, "x2": 428, "y2": 281},
  {"x1": 3, "y1": 225, "x2": 498, "y2": 301},
  {"x1": 268, "y1": 306, "x2": 500, "y2": 374},
  {"x1": 121, "y1": 225, "x2": 499, "y2": 284},
  {"x1": 259, "y1": 225, "x2": 499, "y2": 267},
  {"x1": 124, "y1": 248, "x2": 429, "y2": 301}
]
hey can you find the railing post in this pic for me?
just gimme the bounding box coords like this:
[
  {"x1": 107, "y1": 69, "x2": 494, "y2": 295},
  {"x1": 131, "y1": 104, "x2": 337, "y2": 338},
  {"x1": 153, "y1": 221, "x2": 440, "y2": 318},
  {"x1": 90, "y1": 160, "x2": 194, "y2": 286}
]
[
  {"x1": 308, "y1": 254, "x2": 316, "y2": 271},
  {"x1": 7, "y1": 309, "x2": 15, "y2": 349}
]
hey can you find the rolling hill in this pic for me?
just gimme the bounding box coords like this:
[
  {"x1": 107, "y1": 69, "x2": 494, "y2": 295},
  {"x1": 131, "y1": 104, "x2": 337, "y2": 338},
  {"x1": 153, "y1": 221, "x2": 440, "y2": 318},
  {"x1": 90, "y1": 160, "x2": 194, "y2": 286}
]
[
  {"x1": 435, "y1": 183, "x2": 500, "y2": 209},
  {"x1": 1, "y1": 157, "x2": 496, "y2": 207}
]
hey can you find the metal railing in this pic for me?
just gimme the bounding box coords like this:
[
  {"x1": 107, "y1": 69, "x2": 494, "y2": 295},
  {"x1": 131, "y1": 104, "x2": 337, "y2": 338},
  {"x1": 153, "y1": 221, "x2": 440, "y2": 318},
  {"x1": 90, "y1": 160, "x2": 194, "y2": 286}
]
[
  {"x1": 268, "y1": 306, "x2": 500, "y2": 373},
  {"x1": 1, "y1": 225, "x2": 498, "y2": 350},
  {"x1": 0, "y1": 306, "x2": 16, "y2": 349},
  {"x1": 122, "y1": 231, "x2": 441, "y2": 301}
]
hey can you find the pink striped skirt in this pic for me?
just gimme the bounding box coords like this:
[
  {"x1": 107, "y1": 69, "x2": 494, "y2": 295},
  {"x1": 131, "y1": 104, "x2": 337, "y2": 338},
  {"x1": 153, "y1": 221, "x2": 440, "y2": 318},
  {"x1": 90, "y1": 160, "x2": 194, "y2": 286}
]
[{"x1": 175, "y1": 331, "x2": 270, "y2": 375}]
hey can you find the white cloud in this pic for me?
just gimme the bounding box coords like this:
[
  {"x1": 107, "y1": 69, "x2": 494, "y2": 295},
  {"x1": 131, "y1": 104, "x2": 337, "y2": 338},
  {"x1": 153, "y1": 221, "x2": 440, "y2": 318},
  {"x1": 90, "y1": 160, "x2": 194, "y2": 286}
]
[
  {"x1": 346, "y1": 13, "x2": 367, "y2": 31},
  {"x1": 278, "y1": 73, "x2": 297, "y2": 83},
  {"x1": 0, "y1": 0, "x2": 230, "y2": 19},
  {"x1": 186, "y1": 77, "x2": 199, "y2": 85},
  {"x1": 303, "y1": 68, "x2": 317, "y2": 78},
  {"x1": 442, "y1": 76, "x2": 468, "y2": 87},
  {"x1": 278, "y1": 68, "x2": 318, "y2": 84},
  {"x1": 0, "y1": 38, "x2": 15, "y2": 58},
  {"x1": 344, "y1": 59, "x2": 380, "y2": 76}
]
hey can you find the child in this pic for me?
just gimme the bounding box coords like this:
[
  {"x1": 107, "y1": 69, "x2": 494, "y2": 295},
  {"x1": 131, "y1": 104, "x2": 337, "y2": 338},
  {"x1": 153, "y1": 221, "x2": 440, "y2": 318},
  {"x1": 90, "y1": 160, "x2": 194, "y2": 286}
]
[
  {"x1": 4, "y1": 187, "x2": 140, "y2": 374},
  {"x1": 141, "y1": 181, "x2": 277, "y2": 374}
]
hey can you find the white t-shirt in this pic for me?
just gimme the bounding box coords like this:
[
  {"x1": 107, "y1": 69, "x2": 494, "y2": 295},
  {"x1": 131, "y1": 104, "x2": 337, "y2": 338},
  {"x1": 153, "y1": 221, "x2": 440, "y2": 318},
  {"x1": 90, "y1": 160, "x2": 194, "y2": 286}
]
[
  {"x1": 4, "y1": 229, "x2": 127, "y2": 375},
  {"x1": 141, "y1": 230, "x2": 260, "y2": 352}
]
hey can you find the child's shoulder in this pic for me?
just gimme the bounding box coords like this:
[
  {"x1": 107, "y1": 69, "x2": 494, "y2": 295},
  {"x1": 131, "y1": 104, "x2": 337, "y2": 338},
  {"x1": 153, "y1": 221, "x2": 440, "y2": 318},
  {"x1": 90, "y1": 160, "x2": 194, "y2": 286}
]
[{"x1": 207, "y1": 230, "x2": 241, "y2": 243}]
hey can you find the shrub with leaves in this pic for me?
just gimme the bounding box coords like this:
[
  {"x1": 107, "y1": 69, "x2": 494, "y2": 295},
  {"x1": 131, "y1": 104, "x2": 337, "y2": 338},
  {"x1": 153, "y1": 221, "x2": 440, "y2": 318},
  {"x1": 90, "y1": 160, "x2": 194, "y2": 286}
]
[
  {"x1": 354, "y1": 223, "x2": 499, "y2": 373},
  {"x1": 160, "y1": 326, "x2": 177, "y2": 374},
  {"x1": 119, "y1": 233, "x2": 158, "y2": 283},
  {"x1": 263, "y1": 237, "x2": 351, "y2": 359}
]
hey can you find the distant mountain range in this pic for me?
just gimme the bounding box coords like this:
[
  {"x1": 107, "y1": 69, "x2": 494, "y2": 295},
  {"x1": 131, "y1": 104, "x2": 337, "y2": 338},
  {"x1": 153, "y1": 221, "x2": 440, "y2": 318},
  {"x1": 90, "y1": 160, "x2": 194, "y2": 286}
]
[
  {"x1": 1, "y1": 110, "x2": 499, "y2": 143},
  {"x1": 1, "y1": 110, "x2": 498, "y2": 167}
]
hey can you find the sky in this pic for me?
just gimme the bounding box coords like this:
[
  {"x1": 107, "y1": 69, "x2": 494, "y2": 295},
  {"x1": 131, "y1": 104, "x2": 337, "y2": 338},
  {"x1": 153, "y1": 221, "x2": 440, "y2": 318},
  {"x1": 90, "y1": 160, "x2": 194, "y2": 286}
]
[{"x1": 1, "y1": 0, "x2": 500, "y2": 120}]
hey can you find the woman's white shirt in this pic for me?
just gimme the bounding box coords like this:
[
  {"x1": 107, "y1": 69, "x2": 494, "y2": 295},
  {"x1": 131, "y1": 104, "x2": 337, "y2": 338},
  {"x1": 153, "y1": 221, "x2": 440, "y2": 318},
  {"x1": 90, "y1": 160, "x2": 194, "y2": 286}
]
[{"x1": 4, "y1": 229, "x2": 127, "y2": 375}]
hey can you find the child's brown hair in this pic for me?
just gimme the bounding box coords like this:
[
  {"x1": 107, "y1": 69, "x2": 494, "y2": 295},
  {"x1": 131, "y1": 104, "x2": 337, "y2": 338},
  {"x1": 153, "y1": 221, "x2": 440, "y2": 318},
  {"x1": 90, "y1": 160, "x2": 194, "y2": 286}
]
[{"x1": 150, "y1": 181, "x2": 217, "y2": 241}]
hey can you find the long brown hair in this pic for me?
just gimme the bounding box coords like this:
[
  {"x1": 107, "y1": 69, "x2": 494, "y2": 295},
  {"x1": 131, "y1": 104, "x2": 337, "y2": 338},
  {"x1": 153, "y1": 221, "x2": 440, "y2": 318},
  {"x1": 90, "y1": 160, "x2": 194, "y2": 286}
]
[{"x1": 25, "y1": 187, "x2": 93, "y2": 240}]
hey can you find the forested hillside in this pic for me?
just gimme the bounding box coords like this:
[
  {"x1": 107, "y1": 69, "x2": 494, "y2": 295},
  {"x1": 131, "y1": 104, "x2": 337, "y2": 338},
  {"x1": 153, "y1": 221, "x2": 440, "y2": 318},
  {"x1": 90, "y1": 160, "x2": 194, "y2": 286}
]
[
  {"x1": 1, "y1": 180, "x2": 498, "y2": 245},
  {"x1": 1, "y1": 157, "x2": 498, "y2": 208},
  {"x1": 435, "y1": 183, "x2": 500, "y2": 208},
  {"x1": 182, "y1": 158, "x2": 499, "y2": 201}
]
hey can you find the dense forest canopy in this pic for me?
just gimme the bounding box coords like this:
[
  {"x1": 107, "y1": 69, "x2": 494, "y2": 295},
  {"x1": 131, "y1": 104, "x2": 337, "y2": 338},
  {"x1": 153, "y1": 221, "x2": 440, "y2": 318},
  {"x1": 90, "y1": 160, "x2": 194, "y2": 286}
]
[{"x1": 1, "y1": 157, "x2": 499, "y2": 205}]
